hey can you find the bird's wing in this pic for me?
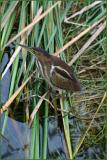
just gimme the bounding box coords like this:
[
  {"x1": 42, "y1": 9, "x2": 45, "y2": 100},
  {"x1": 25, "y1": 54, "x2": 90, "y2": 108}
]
[
  {"x1": 49, "y1": 66, "x2": 73, "y2": 90},
  {"x1": 49, "y1": 65, "x2": 81, "y2": 91},
  {"x1": 53, "y1": 65, "x2": 75, "y2": 81}
]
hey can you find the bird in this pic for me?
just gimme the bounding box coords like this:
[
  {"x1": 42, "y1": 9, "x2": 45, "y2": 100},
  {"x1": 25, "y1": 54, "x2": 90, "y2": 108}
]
[{"x1": 18, "y1": 44, "x2": 81, "y2": 92}]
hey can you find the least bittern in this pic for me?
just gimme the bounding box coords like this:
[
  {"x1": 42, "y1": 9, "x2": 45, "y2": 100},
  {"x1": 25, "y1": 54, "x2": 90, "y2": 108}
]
[{"x1": 19, "y1": 44, "x2": 81, "y2": 92}]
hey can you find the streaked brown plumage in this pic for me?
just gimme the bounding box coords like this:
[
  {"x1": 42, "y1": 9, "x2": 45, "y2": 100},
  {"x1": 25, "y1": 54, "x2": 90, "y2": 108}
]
[{"x1": 18, "y1": 44, "x2": 81, "y2": 92}]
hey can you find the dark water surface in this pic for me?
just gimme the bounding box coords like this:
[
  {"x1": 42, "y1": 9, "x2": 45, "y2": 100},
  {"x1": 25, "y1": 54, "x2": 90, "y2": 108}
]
[{"x1": 0, "y1": 113, "x2": 67, "y2": 160}]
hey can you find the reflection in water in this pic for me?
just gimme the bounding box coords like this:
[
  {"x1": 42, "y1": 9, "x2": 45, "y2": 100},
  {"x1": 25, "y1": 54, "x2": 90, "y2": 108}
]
[
  {"x1": 47, "y1": 117, "x2": 67, "y2": 159},
  {"x1": 0, "y1": 114, "x2": 31, "y2": 160},
  {"x1": 1, "y1": 53, "x2": 11, "y2": 105},
  {"x1": 0, "y1": 114, "x2": 67, "y2": 160},
  {"x1": 0, "y1": 112, "x2": 105, "y2": 159}
]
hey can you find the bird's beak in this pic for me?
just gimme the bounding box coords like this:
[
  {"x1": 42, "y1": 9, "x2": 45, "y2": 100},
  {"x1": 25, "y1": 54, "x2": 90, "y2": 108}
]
[
  {"x1": 17, "y1": 44, "x2": 46, "y2": 57},
  {"x1": 16, "y1": 43, "x2": 36, "y2": 56},
  {"x1": 18, "y1": 44, "x2": 32, "y2": 51}
]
